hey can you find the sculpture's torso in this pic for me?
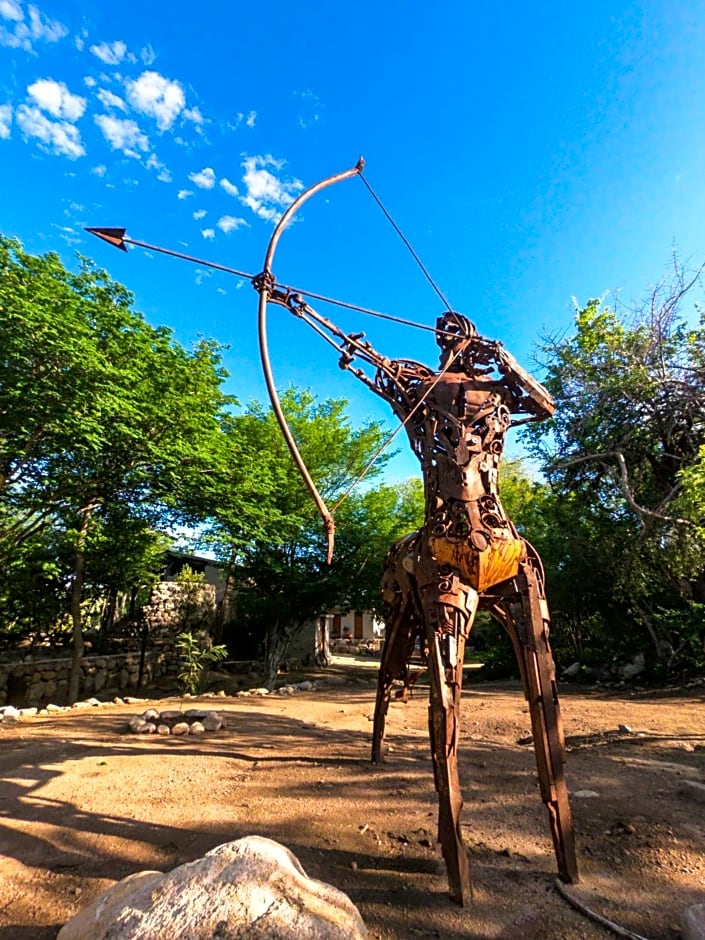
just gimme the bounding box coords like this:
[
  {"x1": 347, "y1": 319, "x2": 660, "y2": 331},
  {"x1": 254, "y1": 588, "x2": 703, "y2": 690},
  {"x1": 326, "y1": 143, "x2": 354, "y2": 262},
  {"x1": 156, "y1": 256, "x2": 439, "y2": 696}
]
[{"x1": 392, "y1": 369, "x2": 524, "y2": 592}]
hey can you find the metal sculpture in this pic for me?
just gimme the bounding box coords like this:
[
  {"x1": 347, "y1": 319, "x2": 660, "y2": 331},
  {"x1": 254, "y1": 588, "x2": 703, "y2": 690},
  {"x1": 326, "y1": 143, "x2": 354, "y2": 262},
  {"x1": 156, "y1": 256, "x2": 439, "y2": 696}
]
[{"x1": 87, "y1": 159, "x2": 579, "y2": 907}]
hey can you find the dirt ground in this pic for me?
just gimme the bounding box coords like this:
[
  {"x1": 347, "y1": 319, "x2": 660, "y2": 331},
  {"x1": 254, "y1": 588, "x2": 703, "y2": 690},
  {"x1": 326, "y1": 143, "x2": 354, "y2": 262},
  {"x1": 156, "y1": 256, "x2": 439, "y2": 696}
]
[{"x1": 1, "y1": 659, "x2": 704, "y2": 940}]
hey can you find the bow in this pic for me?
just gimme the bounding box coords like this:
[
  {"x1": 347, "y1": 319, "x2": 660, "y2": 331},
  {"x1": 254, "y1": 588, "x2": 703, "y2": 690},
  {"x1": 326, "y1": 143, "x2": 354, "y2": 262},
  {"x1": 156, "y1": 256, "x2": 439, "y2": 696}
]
[{"x1": 253, "y1": 158, "x2": 365, "y2": 564}]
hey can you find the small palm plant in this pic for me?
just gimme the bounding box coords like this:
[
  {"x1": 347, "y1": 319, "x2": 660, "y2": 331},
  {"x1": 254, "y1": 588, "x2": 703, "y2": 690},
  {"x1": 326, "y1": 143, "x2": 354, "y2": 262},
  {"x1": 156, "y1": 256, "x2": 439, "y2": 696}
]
[{"x1": 175, "y1": 631, "x2": 228, "y2": 695}]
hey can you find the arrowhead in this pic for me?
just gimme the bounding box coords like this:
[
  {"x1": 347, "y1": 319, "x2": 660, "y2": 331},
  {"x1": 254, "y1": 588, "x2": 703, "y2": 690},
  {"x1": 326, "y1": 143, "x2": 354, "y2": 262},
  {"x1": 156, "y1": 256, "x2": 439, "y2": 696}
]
[{"x1": 84, "y1": 227, "x2": 128, "y2": 251}]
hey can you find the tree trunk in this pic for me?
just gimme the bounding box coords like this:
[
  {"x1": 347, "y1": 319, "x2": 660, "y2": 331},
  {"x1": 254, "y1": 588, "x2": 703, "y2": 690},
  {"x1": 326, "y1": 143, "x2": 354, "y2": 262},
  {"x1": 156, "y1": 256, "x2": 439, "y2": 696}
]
[
  {"x1": 213, "y1": 551, "x2": 238, "y2": 644},
  {"x1": 98, "y1": 585, "x2": 118, "y2": 653},
  {"x1": 68, "y1": 508, "x2": 92, "y2": 704},
  {"x1": 262, "y1": 624, "x2": 288, "y2": 690}
]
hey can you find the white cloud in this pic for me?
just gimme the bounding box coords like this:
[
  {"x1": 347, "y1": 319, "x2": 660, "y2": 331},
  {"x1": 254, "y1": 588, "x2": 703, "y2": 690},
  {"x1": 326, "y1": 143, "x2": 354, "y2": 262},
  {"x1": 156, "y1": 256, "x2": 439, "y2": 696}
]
[
  {"x1": 126, "y1": 71, "x2": 185, "y2": 131},
  {"x1": 141, "y1": 44, "x2": 156, "y2": 66},
  {"x1": 189, "y1": 166, "x2": 215, "y2": 189},
  {"x1": 193, "y1": 209, "x2": 207, "y2": 220},
  {"x1": 228, "y1": 110, "x2": 257, "y2": 132},
  {"x1": 177, "y1": 189, "x2": 193, "y2": 199},
  {"x1": 0, "y1": 4, "x2": 67, "y2": 50},
  {"x1": 295, "y1": 89, "x2": 323, "y2": 129},
  {"x1": 16, "y1": 104, "x2": 84, "y2": 159},
  {"x1": 201, "y1": 228, "x2": 215, "y2": 240},
  {"x1": 27, "y1": 78, "x2": 85, "y2": 122},
  {"x1": 0, "y1": 1, "x2": 22, "y2": 22},
  {"x1": 183, "y1": 106, "x2": 204, "y2": 125},
  {"x1": 217, "y1": 215, "x2": 248, "y2": 234},
  {"x1": 83, "y1": 75, "x2": 97, "y2": 88},
  {"x1": 0, "y1": 103, "x2": 11, "y2": 138},
  {"x1": 90, "y1": 40, "x2": 127, "y2": 65},
  {"x1": 146, "y1": 152, "x2": 171, "y2": 182},
  {"x1": 220, "y1": 177, "x2": 238, "y2": 197},
  {"x1": 96, "y1": 88, "x2": 127, "y2": 112},
  {"x1": 91, "y1": 163, "x2": 107, "y2": 177},
  {"x1": 94, "y1": 114, "x2": 149, "y2": 158},
  {"x1": 240, "y1": 154, "x2": 303, "y2": 223}
]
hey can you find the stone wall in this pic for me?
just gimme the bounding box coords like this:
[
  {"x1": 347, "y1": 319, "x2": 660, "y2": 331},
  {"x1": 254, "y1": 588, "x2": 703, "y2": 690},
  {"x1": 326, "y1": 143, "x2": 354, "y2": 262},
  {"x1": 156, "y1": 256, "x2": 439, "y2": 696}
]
[{"x1": 0, "y1": 581, "x2": 217, "y2": 707}]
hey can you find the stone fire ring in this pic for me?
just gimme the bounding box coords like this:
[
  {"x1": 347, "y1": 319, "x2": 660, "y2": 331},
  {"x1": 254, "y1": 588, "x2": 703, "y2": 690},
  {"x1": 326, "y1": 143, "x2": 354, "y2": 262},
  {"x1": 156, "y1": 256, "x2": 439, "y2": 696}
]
[{"x1": 127, "y1": 708, "x2": 225, "y2": 736}]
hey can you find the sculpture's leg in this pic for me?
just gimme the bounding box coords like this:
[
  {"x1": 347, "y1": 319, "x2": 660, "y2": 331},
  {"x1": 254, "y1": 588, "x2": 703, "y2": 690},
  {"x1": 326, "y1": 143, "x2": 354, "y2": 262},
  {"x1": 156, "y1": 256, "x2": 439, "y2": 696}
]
[
  {"x1": 423, "y1": 585, "x2": 478, "y2": 906},
  {"x1": 492, "y1": 557, "x2": 579, "y2": 885},
  {"x1": 372, "y1": 535, "x2": 422, "y2": 764},
  {"x1": 371, "y1": 596, "x2": 419, "y2": 763}
]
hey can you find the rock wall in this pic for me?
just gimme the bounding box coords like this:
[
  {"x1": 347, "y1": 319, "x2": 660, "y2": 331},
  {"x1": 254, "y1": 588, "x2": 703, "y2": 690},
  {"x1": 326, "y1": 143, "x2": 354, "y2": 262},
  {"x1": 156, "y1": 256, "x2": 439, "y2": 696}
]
[{"x1": 0, "y1": 581, "x2": 217, "y2": 707}]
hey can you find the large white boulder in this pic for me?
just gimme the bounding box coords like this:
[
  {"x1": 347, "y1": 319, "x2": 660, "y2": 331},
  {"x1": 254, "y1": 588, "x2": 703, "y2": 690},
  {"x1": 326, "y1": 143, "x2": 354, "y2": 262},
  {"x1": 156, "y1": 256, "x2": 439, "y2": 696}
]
[{"x1": 58, "y1": 836, "x2": 367, "y2": 939}]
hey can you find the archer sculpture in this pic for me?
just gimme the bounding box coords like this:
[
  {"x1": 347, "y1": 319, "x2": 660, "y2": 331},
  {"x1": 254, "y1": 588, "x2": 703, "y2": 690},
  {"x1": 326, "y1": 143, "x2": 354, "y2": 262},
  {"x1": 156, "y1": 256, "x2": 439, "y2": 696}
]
[
  {"x1": 253, "y1": 162, "x2": 579, "y2": 907},
  {"x1": 88, "y1": 158, "x2": 579, "y2": 908},
  {"x1": 340, "y1": 311, "x2": 579, "y2": 904}
]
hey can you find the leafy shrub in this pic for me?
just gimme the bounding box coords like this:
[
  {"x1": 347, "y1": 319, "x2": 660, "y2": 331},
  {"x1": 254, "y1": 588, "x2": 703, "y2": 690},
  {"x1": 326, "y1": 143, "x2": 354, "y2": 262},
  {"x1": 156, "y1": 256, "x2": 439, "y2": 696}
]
[{"x1": 175, "y1": 631, "x2": 227, "y2": 695}]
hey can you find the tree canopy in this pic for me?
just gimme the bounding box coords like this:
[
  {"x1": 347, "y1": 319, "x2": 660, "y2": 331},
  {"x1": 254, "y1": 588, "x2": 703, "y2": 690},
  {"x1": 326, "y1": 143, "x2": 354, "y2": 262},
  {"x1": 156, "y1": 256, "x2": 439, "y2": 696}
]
[{"x1": 525, "y1": 258, "x2": 705, "y2": 671}]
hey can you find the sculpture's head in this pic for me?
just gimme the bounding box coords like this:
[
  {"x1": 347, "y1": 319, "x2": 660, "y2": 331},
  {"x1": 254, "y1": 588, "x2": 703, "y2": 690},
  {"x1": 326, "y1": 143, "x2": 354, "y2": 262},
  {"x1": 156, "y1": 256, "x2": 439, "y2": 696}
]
[{"x1": 435, "y1": 312, "x2": 478, "y2": 367}]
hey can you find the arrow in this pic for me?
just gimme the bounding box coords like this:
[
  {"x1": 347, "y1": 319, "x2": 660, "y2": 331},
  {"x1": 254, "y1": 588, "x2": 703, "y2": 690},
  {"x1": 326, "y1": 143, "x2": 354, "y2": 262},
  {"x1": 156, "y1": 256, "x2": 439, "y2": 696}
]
[
  {"x1": 85, "y1": 227, "x2": 443, "y2": 337},
  {"x1": 85, "y1": 227, "x2": 255, "y2": 279},
  {"x1": 85, "y1": 227, "x2": 128, "y2": 252}
]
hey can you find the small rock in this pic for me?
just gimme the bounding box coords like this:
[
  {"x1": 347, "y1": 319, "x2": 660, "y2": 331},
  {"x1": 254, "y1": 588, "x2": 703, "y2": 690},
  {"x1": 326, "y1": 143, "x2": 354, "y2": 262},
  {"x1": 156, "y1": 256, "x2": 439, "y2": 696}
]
[
  {"x1": 123, "y1": 697, "x2": 145, "y2": 704},
  {"x1": 189, "y1": 721, "x2": 206, "y2": 734},
  {"x1": 618, "y1": 724, "x2": 634, "y2": 733},
  {"x1": 46, "y1": 703, "x2": 65, "y2": 713},
  {"x1": 1, "y1": 706, "x2": 21, "y2": 721},
  {"x1": 572, "y1": 790, "x2": 600, "y2": 799},
  {"x1": 517, "y1": 735, "x2": 533, "y2": 746},
  {"x1": 112, "y1": 697, "x2": 125, "y2": 705},
  {"x1": 202, "y1": 713, "x2": 223, "y2": 732},
  {"x1": 253, "y1": 688, "x2": 270, "y2": 696},
  {"x1": 128, "y1": 717, "x2": 150, "y2": 734},
  {"x1": 297, "y1": 681, "x2": 314, "y2": 691},
  {"x1": 184, "y1": 709, "x2": 208, "y2": 720},
  {"x1": 171, "y1": 722, "x2": 190, "y2": 735},
  {"x1": 142, "y1": 708, "x2": 161, "y2": 722},
  {"x1": 561, "y1": 662, "x2": 581, "y2": 679},
  {"x1": 159, "y1": 710, "x2": 183, "y2": 722},
  {"x1": 157, "y1": 724, "x2": 171, "y2": 735},
  {"x1": 216, "y1": 690, "x2": 226, "y2": 697}
]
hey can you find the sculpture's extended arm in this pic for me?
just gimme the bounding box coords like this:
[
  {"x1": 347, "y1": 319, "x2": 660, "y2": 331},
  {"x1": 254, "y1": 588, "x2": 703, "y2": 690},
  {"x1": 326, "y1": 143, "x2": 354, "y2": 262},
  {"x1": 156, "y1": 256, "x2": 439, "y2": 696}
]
[{"x1": 267, "y1": 287, "x2": 432, "y2": 415}]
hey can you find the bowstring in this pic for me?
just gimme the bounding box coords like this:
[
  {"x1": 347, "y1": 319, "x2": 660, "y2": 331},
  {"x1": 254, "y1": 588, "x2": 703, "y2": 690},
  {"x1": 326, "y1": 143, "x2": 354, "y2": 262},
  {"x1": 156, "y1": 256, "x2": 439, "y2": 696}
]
[
  {"x1": 358, "y1": 170, "x2": 454, "y2": 313},
  {"x1": 326, "y1": 171, "x2": 456, "y2": 513}
]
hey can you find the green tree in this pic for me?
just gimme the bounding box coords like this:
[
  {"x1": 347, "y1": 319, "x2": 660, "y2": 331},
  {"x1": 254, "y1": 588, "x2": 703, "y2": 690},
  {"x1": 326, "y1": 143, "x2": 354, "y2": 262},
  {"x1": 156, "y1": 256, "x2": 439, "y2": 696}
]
[
  {"x1": 526, "y1": 258, "x2": 705, "y2": 670},
  {"x1": 214, "y1": 389, "x2": 417, "y2": 688},
  {"x1": 0, "y1": 237, "x2": 233, "y2": 699}
]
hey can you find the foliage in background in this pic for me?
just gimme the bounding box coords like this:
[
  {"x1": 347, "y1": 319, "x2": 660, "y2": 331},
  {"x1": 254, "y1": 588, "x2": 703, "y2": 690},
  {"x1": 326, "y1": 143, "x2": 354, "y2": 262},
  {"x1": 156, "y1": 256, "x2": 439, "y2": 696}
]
[{"x1": 524, "y1": 257, "x2": 705, "y2": 674}]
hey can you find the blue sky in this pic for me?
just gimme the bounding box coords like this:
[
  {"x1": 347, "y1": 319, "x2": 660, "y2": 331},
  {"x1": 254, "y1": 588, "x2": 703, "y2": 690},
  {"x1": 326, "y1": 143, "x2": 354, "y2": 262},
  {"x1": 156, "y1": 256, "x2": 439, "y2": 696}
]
[{"x1": 2, "y1": 0, "x2": 705, "y2": 483}]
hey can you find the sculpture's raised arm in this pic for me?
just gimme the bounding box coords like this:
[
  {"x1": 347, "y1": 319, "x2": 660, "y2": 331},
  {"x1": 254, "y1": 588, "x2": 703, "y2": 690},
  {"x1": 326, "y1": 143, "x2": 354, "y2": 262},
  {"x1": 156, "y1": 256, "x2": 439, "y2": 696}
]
[{"x1": 463, "y1": 334, "x2": 555, "y2": 420}]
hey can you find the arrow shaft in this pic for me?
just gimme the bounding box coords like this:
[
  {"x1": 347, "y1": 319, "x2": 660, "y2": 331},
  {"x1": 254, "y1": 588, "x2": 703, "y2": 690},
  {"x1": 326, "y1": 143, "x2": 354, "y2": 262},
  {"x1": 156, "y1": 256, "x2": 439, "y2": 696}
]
[{"x1": 122, "y1": 236, "x2": 255, "y2": 280}]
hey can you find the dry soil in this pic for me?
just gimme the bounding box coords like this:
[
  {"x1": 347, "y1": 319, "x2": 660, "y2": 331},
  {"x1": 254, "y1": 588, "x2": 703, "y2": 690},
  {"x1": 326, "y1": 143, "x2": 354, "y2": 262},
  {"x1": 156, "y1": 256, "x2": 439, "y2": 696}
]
[{"x1": 0, "y1": 662, "x2": 704, "y2": 939}]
